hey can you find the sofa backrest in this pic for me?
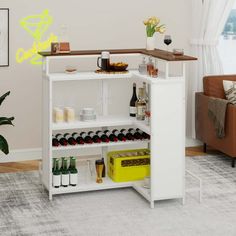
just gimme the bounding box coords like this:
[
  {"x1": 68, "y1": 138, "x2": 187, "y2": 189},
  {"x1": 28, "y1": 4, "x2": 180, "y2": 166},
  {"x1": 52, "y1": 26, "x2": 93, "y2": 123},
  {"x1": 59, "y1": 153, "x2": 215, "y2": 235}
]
[{"x1": 203, "y1": 75, "x2": 236, "y2": 99}]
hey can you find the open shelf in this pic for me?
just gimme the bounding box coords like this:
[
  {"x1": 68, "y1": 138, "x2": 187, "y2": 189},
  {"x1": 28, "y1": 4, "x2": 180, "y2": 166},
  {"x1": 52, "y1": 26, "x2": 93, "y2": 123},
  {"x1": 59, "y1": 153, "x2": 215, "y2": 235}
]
[
  {"x1": 133, "y1": 181, "x2": 151, "y2": 202},
  {"x1": 52, "y1": 115, "x2": 134, "y2": 130},
  {"x1": 47, "y1": 71, "x2": 133, "y2": 82},
  {"x1": 52, "y1": 139, "x2": 150, "y2": 152}
]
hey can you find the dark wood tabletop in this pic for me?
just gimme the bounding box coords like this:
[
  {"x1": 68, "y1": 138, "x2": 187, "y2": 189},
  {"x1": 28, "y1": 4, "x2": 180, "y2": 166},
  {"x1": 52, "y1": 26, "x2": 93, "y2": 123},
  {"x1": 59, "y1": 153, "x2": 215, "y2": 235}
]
[{"x1": 39, "y1": 48, "x2": 197, "y2": 61}]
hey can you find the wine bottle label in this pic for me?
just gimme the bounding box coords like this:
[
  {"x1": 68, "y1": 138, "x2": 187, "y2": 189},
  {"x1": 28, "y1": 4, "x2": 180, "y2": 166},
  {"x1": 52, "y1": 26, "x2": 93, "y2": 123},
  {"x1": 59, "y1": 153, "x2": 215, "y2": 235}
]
[
  {"x1": 129, "y1": 129, "x2": 135, "y2": 135},
  {"x1": 53, "y1": 174, "x2": 61, "y2": 187},
  {"x1": 129, "y1": 106, "x2": 137, "y2": 114},
  {"x1": 137, "y1": 106, "x2": 146, "y2": 116},
  {"x1": 80, "y1": 133, "x2": 86, "y2": 139},
  {"x1": 96, "y1": 132, "x2": 103, "y2": 138},
  {"x1": 88, "y1": 132, "x2": 94, "y2": 138},
  {"x1": 113, "y1": 130, "x2": 119, "y2": 136},
  {"x1": 121, "y1": 130, "x2": 128, "y2": 135},
  {"x1": 105, "y1": 131, "x2": 112, "y2": 136},
  {"x1": 70, "y1": 173, "x2": 78, "y2": 185},
  {"x1": 73, "y1": 133, "x2": 79, "y2": 139},
  {"x1": 61, "y1": 174, "x2": 69, "y2": 186},
  {"x1": 55, "y1": 134, "x2": 63, "y2": 139}
]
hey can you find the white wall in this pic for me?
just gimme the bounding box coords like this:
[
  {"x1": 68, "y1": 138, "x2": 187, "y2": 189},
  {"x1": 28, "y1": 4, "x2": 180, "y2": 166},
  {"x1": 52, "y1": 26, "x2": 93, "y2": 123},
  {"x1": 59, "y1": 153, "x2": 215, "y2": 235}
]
[{"x1": 0, "y1": 0, "x2": 192, "y2": 159}]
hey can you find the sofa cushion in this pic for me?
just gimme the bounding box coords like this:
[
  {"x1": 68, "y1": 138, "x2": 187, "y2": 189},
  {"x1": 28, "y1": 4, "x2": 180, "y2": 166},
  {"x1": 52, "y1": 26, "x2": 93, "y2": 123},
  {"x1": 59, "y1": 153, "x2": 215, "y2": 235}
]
[
  {"x1": 223, "y1": 80, "x2": 236, "y2": 104},
  {"x1": 203, "y1": 75, "x2": 236, "y2": 99}
]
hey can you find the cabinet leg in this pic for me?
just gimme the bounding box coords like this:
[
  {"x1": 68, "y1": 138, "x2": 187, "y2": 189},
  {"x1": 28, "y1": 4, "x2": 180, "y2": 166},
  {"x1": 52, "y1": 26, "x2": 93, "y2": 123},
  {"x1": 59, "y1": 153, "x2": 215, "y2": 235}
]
[
  {"x1": 232, "y1": 159, "x2": 235, "y2": 168},
  {"x1": 150, "y1": 201, "x2": 154, "y2": 209},
  {"x1": 203, "y1": 143, "x2": 207, "y2": 153},
  {"x1": 49, "y1": 192, "x2": 53, "y2": 201}
]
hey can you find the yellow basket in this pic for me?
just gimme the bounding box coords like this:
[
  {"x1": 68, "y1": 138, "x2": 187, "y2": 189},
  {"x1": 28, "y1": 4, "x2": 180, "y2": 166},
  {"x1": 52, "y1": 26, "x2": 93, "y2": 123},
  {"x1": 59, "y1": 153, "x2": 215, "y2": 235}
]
[{"x1": 107, "y1": 148, "x2": 150, "y2": 182}]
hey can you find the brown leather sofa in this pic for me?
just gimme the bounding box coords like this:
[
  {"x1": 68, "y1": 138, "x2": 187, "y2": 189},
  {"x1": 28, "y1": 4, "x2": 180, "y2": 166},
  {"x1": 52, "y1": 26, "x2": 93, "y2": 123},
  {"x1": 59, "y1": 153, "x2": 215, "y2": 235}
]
[{"x1": 195, "y1": 75, "x2": 236, "y2": 167}]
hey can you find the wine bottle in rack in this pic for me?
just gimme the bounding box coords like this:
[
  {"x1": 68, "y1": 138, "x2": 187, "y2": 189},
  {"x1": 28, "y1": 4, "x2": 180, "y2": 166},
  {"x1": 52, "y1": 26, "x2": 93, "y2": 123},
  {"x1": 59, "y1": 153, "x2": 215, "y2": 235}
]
[
  {"x1": 129, "y1": 83, "x2": 138, "y2": 117},
  {"x1": 112, "y1": 129, "x2": 126, "y2": 142},
  {"x1": 60, "y1": 157, "x2": 65, "y2": 171},
  {"x1": 64, "y1": 133, "x2": 77, "y2": 145},
  {"x1": 72, "y1": 132, "x2": 85, "y2": 145},
  {"x1": 104, "y1": 130, "x2": 118, "y2": 142},
  {"x1": 136, "y1": 128, "x2": 150, "y2": 140},
  {"x1": 52, "y1": 135, "x2": 60, "y2": 147},
  {"x1": 52, "y1": 158, "x2": 61, "y2": 188},
  {"x1": 55, "y1": 133, "x2": 68, "y2": 146},
  {"x1": 120, "y1": 129, "x2": 135, "y2": 140},
  {"x1": 128, "y1": 128, "x2": 142, "y2": 140},
  {"x1": 88, "y1": 131, "x2": 102, "y2": 143},
  {"x1": 80, "y1": 132, "x2": 93, "y2": 144},
  {"x1": 95, "y1": 131, "x2": 110, "y2": 143},
  {"x1": 61, "y1": 158, "x2": 69, "y2": 187},
  {"x1": 69, "y1": 157, "x2": 78, "y2": 186}
]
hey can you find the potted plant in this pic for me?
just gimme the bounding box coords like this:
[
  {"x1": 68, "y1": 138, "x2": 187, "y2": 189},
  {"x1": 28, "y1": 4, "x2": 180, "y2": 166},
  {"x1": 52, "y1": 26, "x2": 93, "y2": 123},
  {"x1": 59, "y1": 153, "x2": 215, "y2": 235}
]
[
  {"x1": 0, "y1": 91, "x2": 14, "y2": 154},
  {"x1": 143, "y1": 16, "x2": 166, "y2": 50}
]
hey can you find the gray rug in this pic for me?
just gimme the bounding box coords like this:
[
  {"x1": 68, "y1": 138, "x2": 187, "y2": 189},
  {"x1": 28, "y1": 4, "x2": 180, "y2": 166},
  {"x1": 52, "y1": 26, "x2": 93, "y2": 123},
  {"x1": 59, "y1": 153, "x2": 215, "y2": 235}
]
[{"x1": 1, "y1": 155, "x2": 236, "y2": 236}]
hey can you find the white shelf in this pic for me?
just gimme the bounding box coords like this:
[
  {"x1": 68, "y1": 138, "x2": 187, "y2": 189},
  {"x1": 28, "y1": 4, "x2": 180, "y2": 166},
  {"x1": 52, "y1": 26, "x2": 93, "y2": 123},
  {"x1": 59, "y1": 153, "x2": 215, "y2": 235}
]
[
  {"x1": 134, "y1": 120, "x2": 151, "y2": 135},
  {"x1": 52, "y1": 176, "x2": 133, "y2": 195},
  {"x1": 52, "y1": 139, "x2": 150, "y2": 152},
  {"x1": 47, "y1": 71, "x2": 133, "y2": 82},
  {"x1": 133, "y1": 181, "x2": 151, "y2": 202},
  {"x1": 52, "y1": 115, "x2": 134, "y2": 130}
]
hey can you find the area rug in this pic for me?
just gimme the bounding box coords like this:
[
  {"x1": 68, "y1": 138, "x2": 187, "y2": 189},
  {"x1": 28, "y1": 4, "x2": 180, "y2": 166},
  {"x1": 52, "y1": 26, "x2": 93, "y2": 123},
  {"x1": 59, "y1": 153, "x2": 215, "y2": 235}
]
[{"x1": 0, "y1": 155, "x2": 236, "y2": 236}]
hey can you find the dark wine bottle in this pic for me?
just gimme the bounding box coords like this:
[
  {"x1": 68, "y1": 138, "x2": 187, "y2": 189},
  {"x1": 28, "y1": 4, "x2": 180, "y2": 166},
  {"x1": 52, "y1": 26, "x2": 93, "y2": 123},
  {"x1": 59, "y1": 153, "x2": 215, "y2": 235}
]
[
  {"x1": 112, "y1": 129, "x2": 126, "y2": 141},
  {"x1": 120, "y1": 129, "x2": 134, "y2": 140},
  {"x1": 55, "y1": 133, "x2": 68, "y2": 146},
  {"x1": 64, "y1": 133, "x2": 77, "y2": 145},
  {"x1": 96, "y1": 131, "x2": 109, "y2": 143},
  {"x1": 104, "y1": 130, "x2": 118, "y2": 142},
  {"x1": 52, "y1": 135, "x2": 60, "y2": 147},
  {"x1": 88, "y1": 131, "x2": 102, "y2": 143},
  {"x1": 129, "y1": 83, "x2": 138, "y2": 117},
  {"x1": 80, "y1": 132, "x2": 93, "y2": 144},
  {"x1": 72, "y1": 132, "x2": 84, "y2": 145},
  {"x1": 136, "y1": 128, "x2": 150, "y2": 139},
  {"x1": 128, "y1": 128, "x2": 142, "y2": 140}
]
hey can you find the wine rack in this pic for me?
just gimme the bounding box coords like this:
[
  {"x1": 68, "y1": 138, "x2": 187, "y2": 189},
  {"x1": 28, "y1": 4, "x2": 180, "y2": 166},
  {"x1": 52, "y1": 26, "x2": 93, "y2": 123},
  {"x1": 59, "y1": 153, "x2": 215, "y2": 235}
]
[{"x1": 41, "y1": 49, "x2": 193, "y2": 208}]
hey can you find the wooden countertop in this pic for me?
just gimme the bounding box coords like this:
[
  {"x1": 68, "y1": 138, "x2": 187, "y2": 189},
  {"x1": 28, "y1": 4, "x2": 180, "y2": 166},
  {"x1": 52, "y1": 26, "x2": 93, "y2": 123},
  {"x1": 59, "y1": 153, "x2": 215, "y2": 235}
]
[{"x1": 39, "y1": 48, "x2": 197, "y2": 61}]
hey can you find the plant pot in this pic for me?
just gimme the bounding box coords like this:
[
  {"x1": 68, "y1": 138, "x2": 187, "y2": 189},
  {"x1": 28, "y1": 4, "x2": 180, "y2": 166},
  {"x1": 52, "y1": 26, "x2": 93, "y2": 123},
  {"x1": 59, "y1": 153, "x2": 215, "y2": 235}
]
[{"x1": 146, "y1": 36, "x2": 155, "y2": 50}]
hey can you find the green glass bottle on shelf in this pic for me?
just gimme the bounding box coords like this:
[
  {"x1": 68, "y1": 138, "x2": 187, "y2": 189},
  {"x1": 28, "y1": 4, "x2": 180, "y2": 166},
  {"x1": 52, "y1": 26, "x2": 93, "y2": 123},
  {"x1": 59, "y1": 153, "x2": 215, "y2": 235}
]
[
  {"x1": 52, "y1": 158, "x2": 61, "y2": 188},
  {"x1": 69, "y1": 157, "x2": 78, "y2": 186},
  {"x1": 68, "y1": 156, "x2": 74, "y2": 171},
  {"x1": 61, "y1": 158, "x2": 69, "y2": 187},
  {"x1": 60, "y1": 157, "x2": 65, "y2": 172}
]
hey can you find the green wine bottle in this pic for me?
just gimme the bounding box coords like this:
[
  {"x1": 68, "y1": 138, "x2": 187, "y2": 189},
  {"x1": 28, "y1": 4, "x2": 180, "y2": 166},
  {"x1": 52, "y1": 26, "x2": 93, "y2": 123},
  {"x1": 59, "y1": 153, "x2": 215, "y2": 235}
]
[
  {"x1": 52, "y1": 158, "x2": 56, "y2": 172},
  {"x1": 60, "y1": 157, "x2": 65, "y2": 172},
  {"x1": 69, "y1": 157, "x2": 78, "y2": 186},
  {"x1": 53, "y1": 158, "x2": 61, "y2": 188},
  {"x1": 61, "y1": 158, "x2": 69, "y2": 187}
]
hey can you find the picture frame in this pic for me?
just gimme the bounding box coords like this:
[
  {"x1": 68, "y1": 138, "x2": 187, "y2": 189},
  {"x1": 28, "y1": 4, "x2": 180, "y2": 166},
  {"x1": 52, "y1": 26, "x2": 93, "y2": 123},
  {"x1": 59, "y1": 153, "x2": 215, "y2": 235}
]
[{"x1": 0, "y1": 8, "x2": 9, "y2": 67}]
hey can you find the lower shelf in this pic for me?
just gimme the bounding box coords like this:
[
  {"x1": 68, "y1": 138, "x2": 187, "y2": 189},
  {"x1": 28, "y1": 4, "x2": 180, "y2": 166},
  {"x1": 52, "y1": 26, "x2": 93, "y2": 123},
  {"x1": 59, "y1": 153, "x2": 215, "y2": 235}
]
[{"x1": 51, "y1": 176, "x2": 133, "y2": 195}]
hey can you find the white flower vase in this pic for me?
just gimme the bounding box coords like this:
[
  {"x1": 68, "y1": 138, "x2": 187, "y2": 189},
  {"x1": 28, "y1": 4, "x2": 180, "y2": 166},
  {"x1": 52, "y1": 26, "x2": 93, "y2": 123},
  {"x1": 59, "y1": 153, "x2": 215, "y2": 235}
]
[{"x1": 146, "y1": 36, "x2": 155, "y2": 50}]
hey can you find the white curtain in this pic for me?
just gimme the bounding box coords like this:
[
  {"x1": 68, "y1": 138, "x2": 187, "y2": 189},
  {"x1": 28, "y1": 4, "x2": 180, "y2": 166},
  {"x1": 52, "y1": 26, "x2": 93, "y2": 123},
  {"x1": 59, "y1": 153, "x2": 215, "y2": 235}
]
[{"x1": 187, "y1": 0, "x2": 235, "y2": 138}]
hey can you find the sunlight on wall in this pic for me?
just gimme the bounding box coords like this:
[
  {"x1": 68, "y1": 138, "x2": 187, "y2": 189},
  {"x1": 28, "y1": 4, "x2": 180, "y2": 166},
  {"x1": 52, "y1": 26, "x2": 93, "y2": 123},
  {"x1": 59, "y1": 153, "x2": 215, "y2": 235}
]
[{"x1": 16, "y1": 9, "x2": 58, "y2": 65}]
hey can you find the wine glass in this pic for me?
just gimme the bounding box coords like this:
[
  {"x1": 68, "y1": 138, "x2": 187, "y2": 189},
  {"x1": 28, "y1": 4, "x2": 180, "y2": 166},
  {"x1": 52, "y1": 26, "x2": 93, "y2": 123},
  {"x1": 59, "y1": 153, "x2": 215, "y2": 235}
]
[{"x1": 164, "y1": 35, "x2": 172, "y2": 53}]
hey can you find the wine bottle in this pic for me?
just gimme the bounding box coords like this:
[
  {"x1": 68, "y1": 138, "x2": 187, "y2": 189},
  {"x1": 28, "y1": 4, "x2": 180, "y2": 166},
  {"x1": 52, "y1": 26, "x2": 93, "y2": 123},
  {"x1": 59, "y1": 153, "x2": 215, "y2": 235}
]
[
  {"x1": 52, "y1": 158, "x2": 61, "y2": 188},
  {"x1": 104, "y1": 130, "x2": 118, "y2": 142},
  {"x1": 112, "y1": 129, "x2": 126, "y2": 141},
  {"x1": 128, "y1": 128, "x2": 142, "y2": 140},
  {"x1": 120, "y1": 129, "x2": 134, "y2": 140},
  {"x1": 136, "y1": 88, "x2": 146, "y2": 121},
  {"x1": 129, "y1": 83, "x2": 138, "y2": 117},
  {"x1": 52, "y1": 135, "x2": 60, "y2": 147},
  {"x1": 52, "y1": 158, "x2": 56, "y2": 172},
  {"x1": 88, "y1": 131, "x2": 102, "y2": 143},
  {"x1": 95, "y1": 131, "x2": 109, "y2": 143},
  {"x1": 72, "y1": 132, "x2": 84, "y2": 145},
  {"x1": 101, "y1": 157, "x2": 106, "y2": 177},
  {"x1": 64, "y1": 133, "x2": 77, "y2": 145},
  {"x1": 69, "y1": 157, "x2": 78, "y2": 186},
  {"x1": 80, "y1": 132, "x2": 93, "y2": 144},
  {"x1": 136, "y1": 128, "x2": 150, "y2": 139},
  {"x1": 55, "y1": 133, "x2": 68, "y2": 146},
  {"x1": 61, "y1": 158, "x2": 69, "y2": 187},
  {"x1": 60, "y1": 157, "x2": 65, "y2": 172}
]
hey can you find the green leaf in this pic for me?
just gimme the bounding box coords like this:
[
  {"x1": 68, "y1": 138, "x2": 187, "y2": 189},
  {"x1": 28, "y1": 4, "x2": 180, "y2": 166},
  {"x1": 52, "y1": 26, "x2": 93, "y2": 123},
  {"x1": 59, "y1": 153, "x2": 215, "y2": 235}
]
[
  {"x1": 0, "y1": 91, "x2": 10, "y2": 106},
  {"x1": 0, "y1": 117, "x2": 14, "y2": 126},
  {"x1": 0, "y1": 135, "x2": 9, "y2": 154}
]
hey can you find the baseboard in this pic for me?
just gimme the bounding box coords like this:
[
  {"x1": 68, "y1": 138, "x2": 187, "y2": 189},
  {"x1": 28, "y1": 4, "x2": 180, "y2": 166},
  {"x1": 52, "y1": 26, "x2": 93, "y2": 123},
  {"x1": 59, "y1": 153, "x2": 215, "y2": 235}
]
[
  {"x1": 185, "y1": 137, "x2": 202, "y2": 147},
  {"x1": 0, "y1": 138, "x2": 202, "y2": 163},
  {"x1": 0, "y1": 148, "x2": 42, "y2": 163}
]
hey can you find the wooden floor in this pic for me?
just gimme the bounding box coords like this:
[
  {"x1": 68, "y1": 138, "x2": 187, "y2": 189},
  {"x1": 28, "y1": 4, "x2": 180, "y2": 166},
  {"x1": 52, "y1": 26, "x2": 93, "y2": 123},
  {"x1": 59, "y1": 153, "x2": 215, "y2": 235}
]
[{"x1": 0, "y1": 146, "x2": 220, "y2": 173}]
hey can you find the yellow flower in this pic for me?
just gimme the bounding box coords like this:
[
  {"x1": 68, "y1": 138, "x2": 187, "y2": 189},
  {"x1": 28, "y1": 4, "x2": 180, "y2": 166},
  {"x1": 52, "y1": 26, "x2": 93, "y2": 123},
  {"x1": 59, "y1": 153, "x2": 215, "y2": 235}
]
[
  {"x1": 151, "y1": 16, "x2": 160, "y2": 25},
  {"x1": 156, "y1": 25, "x2": 166, "y2": 34},
  {"x1": 143, "y1": 20, "x2": 149, "y2": 25}
]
